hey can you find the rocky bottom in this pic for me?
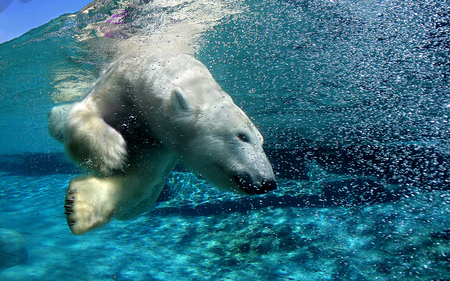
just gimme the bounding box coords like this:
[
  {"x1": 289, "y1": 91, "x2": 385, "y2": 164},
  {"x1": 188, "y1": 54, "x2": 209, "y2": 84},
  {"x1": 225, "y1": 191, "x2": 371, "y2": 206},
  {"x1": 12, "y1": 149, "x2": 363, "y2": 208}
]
[{"x1": 0, "y1": 173, "x2": 448, "y2": 281}]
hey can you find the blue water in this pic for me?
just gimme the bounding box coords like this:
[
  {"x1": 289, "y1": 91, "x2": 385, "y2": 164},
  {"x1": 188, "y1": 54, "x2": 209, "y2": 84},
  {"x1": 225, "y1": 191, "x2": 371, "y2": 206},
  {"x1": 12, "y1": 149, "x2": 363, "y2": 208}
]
[{"x1": 0, "y1": 0, "x2": 449, "y2": 280}]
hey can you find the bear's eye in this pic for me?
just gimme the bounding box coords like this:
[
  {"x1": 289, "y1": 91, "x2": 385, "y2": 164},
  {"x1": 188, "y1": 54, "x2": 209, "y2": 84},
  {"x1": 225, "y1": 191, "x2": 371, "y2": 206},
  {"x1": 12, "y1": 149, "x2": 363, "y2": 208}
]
[{"x1": 237, "y1": 133, "x2": 251, "y2": 143}]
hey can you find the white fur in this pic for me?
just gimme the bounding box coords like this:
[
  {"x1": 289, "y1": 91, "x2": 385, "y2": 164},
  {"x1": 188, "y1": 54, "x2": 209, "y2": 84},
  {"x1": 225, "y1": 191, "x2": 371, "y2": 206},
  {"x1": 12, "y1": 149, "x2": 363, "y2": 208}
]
[
  {"x1": 64, "y1": 102, "x2": 128, "y2": 175},
  {"x1": 50, "y1": 49, "x2": 275, "y2": 235}
]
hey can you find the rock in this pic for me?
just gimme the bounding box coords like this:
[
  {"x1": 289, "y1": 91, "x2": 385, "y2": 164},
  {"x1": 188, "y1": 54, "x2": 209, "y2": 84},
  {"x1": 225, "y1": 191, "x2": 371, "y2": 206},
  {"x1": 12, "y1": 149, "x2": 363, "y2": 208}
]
[{"x1": 0, "y1": 228, "x2": 27, "y2": 268}]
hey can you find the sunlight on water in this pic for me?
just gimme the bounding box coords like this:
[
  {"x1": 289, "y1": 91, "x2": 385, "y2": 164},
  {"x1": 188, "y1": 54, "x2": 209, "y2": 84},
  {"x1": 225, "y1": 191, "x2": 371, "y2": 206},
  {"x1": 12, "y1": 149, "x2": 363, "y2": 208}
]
[{"x1": 0, "y1": 0, "x2": 449, "y2": 280}]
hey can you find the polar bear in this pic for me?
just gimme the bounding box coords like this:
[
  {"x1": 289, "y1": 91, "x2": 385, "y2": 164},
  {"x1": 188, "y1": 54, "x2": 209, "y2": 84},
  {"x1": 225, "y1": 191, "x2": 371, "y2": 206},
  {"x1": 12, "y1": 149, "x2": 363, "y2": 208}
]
[{"x1": 49, "y1": 49, "x2": 276, "y2": 235}]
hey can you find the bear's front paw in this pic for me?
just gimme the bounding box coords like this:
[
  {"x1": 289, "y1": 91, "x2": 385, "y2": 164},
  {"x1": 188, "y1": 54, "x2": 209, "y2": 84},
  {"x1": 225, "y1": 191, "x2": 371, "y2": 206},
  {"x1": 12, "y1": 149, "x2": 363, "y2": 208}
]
[
  {"x1": 64, "y1": 175, "x2": 118, "y2": 235},
  {"x1": 65, "y1": 113, "x2": 128, "y2": 175},
  {"x1": 93, "y1": 126, "x2": 128, "y2": 175}
]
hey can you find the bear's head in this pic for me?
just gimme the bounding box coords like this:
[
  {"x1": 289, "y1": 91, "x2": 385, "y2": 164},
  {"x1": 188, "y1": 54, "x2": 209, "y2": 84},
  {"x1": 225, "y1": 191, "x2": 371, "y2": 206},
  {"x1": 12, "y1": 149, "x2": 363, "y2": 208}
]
[
  {"x1": 161, "y1": 75, "x2": 276, "y2": 195},
  {"x1": 135, "y1": 51, "x2": 276, "y2": 194}
]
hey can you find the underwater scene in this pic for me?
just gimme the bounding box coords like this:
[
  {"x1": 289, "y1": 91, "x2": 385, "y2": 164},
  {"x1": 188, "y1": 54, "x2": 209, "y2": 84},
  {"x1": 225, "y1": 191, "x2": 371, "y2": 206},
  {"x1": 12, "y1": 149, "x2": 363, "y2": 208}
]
[{"x1": 0, "y1": 0, "x2": 449, "y2": 280}]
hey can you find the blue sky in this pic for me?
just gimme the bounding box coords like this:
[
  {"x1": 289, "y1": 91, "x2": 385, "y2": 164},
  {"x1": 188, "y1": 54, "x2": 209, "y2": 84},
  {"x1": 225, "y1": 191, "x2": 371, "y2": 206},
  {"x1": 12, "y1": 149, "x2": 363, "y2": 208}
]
[{"x1": 0, "y1": 0, "x2": 92, "y2": 43}]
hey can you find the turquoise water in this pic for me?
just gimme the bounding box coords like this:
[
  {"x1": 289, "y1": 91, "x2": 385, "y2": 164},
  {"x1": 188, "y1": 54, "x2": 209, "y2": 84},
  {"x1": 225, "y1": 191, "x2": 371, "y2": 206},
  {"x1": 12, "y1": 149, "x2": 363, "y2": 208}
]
[{"x1": 0, "y1": 0, "x2": 449, "y2": 280}]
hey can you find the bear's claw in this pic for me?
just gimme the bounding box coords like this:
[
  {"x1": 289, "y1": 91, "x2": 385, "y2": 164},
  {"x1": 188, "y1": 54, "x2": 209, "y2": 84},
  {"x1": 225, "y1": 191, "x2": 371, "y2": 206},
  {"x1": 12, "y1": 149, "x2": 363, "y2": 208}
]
[{"x1": 64, "y1": 198, "x2": 73, "y2": 216}]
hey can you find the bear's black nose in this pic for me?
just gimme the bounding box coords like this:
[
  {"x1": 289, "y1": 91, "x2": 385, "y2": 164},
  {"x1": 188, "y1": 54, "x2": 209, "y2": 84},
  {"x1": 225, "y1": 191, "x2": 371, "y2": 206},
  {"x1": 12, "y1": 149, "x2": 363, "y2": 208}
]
[
  {"x1": 261, "y1": 179, "x2": 277, "y2": 193},
  {"x1": 234, "y1": 174, "x2": 277, "y2": 195}
]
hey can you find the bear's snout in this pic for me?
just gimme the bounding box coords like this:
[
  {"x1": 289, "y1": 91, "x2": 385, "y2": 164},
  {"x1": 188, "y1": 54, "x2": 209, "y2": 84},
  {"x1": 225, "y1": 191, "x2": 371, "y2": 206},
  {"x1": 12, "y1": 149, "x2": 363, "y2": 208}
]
[{"x1": 234, "y1": 174, "x2": 277, "y2": 195}]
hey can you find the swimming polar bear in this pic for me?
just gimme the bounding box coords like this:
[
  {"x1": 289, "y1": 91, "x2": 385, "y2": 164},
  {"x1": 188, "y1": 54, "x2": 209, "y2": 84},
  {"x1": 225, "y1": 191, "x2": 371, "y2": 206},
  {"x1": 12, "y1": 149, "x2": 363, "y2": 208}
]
[{"x1": 49, "y1": 49, "x2": 276, "y2": 235}]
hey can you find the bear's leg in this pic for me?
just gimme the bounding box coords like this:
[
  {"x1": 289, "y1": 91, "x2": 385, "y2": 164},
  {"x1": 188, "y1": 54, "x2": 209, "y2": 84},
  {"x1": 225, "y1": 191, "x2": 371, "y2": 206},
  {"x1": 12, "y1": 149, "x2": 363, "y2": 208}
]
[
  {"x1": 113, "y1": 147, "x2": 178, "y2": 221},
  {"x1": 64, "y1": 146, "x2": 177, "y2": 235},
  {"x1": 65, "y1": 102, "x2": 128, "y2": 175}
]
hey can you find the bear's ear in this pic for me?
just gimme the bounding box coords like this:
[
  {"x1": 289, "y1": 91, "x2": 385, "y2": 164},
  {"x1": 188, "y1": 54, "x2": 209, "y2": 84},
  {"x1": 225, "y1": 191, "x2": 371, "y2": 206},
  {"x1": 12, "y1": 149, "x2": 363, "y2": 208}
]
[{"x1": 171, "y1": 88, "x2": 190, "y2": 111}]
